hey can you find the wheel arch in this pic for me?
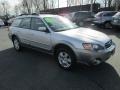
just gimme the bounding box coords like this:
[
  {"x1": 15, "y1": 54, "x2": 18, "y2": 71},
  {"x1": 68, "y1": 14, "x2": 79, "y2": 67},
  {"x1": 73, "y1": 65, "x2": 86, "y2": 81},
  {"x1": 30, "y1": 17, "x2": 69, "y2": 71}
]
[
  {"x1": 53, "y1": 43, "x2": 76, "y2": 58},
  {"x1": 11, "y1": 34, "x2": 19, "y2": 41},
  {"x1": 104, "y1": 20, "x2": 111, "y2": 24}
]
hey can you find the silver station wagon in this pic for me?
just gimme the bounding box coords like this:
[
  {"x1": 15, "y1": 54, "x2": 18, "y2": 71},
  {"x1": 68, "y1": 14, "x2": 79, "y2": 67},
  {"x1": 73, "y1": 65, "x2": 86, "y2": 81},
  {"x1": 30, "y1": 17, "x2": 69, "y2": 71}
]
[{"x1": 8, "y1": 14, "x2": 116, "y2": 70}]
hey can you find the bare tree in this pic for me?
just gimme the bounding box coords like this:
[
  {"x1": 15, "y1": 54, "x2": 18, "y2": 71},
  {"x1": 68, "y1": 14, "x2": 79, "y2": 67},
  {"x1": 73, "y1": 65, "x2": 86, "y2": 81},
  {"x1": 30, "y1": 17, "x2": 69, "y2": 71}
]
[
  {"x1": 43, "y1": 0, "x2": 48, "y2": 10},
  {"x1": 22, "y1": 0, "x2": 31, "y2": 14},
  {"x1": 108, "y1": 0, "x2": 113, "y2": 7},
  {"x1": 101, "y1": 0, "x2": 113, "y2": 7},
  {"x1": 0, "y1": 0, "x2": 10, "y2": 16},
  {"x1": 86, "y1": 0, "x2": 97, "y2": 4},
  {"x1": 14, "y1": 5, "x2": 19, "y2": 16},
  {"x1": 113, "y1": 0, "x2": 120, "y2": 11},
  {"x1": 67, "y1": 0, "x2": 72, "y2": 7},
  {"x1": 18, "y1": 0, "x2": 35, "y2": 14},
  {"x1": 58, "y1": 0, "x2": 60, "y2": 8},
  {"x1": 67, "y1": 0, "x2": 81, "y2": 6},
  {"x1": 32, "y1": 0, "x2": 42, "y2": 13},
  {"x1": 49, "y1": 0, "x2": 55, "y2": 9}
]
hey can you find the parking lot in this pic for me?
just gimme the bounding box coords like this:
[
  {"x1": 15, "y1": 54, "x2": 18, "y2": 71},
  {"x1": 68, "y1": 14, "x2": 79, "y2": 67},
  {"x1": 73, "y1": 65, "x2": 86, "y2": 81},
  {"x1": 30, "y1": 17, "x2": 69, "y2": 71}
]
[{"x1": 0, "y1": 27, "x2": 120, "y2": 90}]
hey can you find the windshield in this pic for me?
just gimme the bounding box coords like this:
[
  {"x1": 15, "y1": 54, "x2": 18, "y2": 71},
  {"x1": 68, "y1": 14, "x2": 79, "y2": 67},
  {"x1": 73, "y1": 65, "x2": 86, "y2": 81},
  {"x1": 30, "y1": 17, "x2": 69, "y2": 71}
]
[{"x1": 44, "y1": 16, "x2": 79, "y2": 32}]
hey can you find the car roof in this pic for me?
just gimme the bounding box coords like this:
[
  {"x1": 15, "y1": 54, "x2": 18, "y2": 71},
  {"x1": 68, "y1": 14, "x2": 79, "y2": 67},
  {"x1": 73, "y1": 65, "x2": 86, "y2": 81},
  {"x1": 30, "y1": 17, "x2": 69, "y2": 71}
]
[
  {"x1": 71, "y1": 11, "x2": 92, "y2": 14},
  {"x1": 77, "y1": 11, "x2": 91, "y2": 12},
  {"x1": 100, "y1": 11, "x2": 117, "y2": 13},
  {"x1": 16, "y1": 14, "x2": 58, "y2": 19}
]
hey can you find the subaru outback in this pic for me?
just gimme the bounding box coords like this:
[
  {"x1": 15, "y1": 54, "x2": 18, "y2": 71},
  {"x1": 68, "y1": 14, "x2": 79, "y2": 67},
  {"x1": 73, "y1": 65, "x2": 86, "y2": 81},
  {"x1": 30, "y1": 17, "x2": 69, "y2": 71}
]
[{"x1": 8, "y1": 14, "x2": 116, "y2": 70}]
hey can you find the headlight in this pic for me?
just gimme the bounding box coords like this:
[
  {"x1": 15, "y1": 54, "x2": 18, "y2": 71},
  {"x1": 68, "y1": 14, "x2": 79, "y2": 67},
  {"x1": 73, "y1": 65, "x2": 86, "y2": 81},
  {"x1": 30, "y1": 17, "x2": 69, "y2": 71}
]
[
  {"x1": 83, "y1": 43, "x2": 104, "y2": 51},
  {"x1": 82, "y1": 43, "x2": 93, "y2": 50}
]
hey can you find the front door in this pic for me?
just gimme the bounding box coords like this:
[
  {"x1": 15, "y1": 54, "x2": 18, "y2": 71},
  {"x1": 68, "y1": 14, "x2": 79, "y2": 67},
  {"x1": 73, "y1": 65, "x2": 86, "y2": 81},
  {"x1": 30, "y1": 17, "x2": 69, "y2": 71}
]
[{"x1": 28, "y1": 17, "x2": 52, "y2": 50}]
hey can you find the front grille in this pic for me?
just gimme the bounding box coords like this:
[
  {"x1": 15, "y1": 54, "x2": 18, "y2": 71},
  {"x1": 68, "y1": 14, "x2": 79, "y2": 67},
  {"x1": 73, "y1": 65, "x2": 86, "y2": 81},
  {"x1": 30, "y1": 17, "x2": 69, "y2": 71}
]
[{"x1": 105, "y1": 40, "x2": 112, "y2": 48}]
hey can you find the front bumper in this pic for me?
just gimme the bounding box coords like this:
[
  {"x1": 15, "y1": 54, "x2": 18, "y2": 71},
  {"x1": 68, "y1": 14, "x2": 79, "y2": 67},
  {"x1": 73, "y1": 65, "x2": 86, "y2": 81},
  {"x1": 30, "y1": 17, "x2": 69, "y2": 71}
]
[
  {"x1": 112, "y1": 22, "x2": 120, "y2": 28},
  {"x1": 75, "y1": 44, "x2": 116, "y2": 65}
]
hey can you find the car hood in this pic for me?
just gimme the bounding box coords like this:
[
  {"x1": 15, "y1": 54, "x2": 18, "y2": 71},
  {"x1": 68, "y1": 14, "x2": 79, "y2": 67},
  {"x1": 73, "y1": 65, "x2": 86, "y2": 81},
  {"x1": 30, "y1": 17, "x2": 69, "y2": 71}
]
[{"x1": 56, "y1": 28, "x2": 110, "y2": 44}]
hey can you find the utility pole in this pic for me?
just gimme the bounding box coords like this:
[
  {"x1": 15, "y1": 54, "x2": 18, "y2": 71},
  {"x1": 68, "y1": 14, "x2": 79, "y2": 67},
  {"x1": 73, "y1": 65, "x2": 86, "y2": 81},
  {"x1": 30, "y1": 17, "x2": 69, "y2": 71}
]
[
  {"x1": 67, "y1": 0, "x2": 69, "y2": 7},
  {"x1": 90, "y1": 0, "x2": 93, "y2": 13},
  {"x1": 115, "y1": 0, "x2": 119, "y2": 11},
  {"x1": 43, "y1": 0, "x2": 46, "y2": 10},
  {"x1": 58, "y1": 0, "x2": 59, "y2": 8}
]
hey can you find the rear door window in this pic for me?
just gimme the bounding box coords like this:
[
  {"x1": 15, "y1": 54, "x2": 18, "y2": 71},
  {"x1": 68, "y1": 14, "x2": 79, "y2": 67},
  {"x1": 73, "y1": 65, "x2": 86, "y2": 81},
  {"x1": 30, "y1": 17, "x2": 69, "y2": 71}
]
[
  {"x1": 104, "y1": 12, "x2": 116, "y2": 16},
  {"x1": 19, "y1": 17, "x2": 31, "y2": 29},
  {"x1": 11, "y1": 18, "x2": 23, "y2": 27}
]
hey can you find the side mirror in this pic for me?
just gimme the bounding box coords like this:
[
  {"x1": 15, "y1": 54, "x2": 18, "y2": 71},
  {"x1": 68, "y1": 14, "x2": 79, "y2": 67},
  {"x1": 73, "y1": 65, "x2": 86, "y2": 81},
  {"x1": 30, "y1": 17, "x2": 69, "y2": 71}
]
[{"x1": 38, "y1": 27, "x2": 47, "y2": 32}]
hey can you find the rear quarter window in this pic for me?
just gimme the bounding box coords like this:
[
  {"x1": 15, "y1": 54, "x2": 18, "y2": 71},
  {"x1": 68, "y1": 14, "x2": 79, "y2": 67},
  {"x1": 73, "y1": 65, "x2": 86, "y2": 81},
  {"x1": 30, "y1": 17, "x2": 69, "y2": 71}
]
[
  {"x1": 114, "y1": 12, "x2": 120, "y2": 17},
  {"x1": 11, "y1": 18, "x2": 22, "y2": 27}
]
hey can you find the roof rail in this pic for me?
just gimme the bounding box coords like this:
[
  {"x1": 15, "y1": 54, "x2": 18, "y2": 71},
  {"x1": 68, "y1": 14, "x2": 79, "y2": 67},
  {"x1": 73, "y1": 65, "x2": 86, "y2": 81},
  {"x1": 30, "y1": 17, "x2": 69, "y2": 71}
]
[
  {"x1": 19, "y1": 13, "x2": 39, "y2": 16},
  {"x1": 19, "y1": 14, "x2": 28, "y2": 16},
  {"x1": 31, "y1": 13, "x2": 39, "y2": 15}
]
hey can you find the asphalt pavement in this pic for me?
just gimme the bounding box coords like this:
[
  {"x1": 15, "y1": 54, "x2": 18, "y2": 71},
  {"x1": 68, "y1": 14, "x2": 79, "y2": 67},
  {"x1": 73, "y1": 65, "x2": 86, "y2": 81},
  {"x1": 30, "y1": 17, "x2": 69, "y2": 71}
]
[{"x1": 0, "y1": 27, "x2": 120, "y2": 90}]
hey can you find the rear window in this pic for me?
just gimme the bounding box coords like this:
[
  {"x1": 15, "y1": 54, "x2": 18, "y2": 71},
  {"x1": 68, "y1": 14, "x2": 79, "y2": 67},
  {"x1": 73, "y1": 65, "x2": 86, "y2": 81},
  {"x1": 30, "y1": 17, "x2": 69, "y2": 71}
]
[
  {"x1": 114, "y1": 12, "x2": 120, "y2": 17},
  {"x1": 11, "y1": 18, "x2": 22, "y2": 27},
  {"x1": 95, "y1": 12, "x2": 103, "y2": 17},
  {"x1": 75, "y1": 12, "x2": 91, "y2": 17}
]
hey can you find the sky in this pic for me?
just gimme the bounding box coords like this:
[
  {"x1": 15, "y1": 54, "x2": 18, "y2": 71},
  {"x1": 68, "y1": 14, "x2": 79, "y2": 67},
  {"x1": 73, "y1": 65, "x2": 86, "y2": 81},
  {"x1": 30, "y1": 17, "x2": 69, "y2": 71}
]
[
  {"x1": 0, "y1": 0, "x2": 103, "y2": 8},
  {"x1": 1, "y1": 0, "x2": 19, "y2": 7},
  {"x1": 1, "y1": 0, "x2": 102, "y2": 8},
  {"x1": 0, "y1": 0, "x2": 103, "y2": 15}
]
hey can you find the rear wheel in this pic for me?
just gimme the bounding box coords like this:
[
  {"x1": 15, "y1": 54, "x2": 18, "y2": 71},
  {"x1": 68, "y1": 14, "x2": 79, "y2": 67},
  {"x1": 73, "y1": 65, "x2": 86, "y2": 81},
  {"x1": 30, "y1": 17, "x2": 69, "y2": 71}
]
[
  {"x1": 12, "y1": 37, "x2": 21, "y2": 51},
  {"x1": 55, "y1": 48, "x2": 76, "y2": 70}
]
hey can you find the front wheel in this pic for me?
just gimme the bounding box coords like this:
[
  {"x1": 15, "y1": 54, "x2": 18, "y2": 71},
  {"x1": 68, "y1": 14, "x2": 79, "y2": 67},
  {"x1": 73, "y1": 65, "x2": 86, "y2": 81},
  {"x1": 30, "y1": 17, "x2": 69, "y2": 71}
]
[
  {"x1": 104, "y1": 22, "x2": 112, "y2": 29},
  {"x1": 78, "y1": 22, "x2": 84, "y2": 26},
  {"x1": 55, "y1": 48, "x2": 76, "y2": 70}
]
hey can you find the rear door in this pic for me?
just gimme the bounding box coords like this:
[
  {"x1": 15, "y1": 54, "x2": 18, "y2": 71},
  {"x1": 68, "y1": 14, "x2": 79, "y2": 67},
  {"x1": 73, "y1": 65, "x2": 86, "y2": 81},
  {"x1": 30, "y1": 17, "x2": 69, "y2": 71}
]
[
  {"x1": 10, "y1": 18, "x2": 23, "y2": 35},
  {"x1": 103, "y1": 12, "x2": 117, "y2": 21},
  {"x1": 18, "y1": 17, "x2": 31, "y2": 44}
]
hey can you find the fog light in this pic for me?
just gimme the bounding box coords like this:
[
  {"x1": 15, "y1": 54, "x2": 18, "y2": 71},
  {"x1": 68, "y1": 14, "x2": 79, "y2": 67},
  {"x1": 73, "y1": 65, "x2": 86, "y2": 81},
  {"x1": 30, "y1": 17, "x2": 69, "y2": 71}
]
[{"x1": 92, "y1": 59, "x2": 101, "y2": 65}]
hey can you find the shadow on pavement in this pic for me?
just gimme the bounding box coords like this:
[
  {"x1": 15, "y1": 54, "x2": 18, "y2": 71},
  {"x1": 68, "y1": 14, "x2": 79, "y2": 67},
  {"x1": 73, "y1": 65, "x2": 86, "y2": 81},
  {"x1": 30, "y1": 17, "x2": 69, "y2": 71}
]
[{"x1": 0, "y1": 48, "x2": 120, "y2": 90}]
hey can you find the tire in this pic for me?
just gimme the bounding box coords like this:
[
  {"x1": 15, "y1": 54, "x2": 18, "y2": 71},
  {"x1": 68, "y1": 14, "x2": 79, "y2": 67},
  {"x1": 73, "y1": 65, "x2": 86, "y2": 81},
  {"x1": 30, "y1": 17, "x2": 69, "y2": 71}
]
[
  {"x1": 78, "y1": 22, "x2": 84, "y2": 26},
  {"x1": 55, "y1": 48, "x2": 76, "y2": 70},
  {"x1": 104, "y1": 22, "x2": 112, "y2": 29},
  {"x1": 12, "y1": 37, "x2": 21, "y2": 51}
]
